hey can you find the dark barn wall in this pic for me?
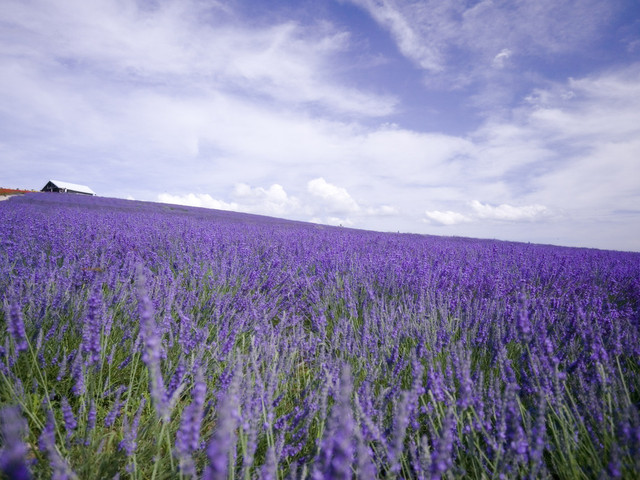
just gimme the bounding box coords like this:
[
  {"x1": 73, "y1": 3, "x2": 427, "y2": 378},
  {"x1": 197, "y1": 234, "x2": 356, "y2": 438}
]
[
  {"x1": 41, "y1": 182, "x2": 59, "y2": 193},
  {"x1": 41, "y1": 182, "x2": 95, "y2": 195}
]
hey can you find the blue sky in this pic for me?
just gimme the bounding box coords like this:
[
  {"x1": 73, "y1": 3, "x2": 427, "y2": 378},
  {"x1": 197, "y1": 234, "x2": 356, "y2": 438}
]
[{"x1": 2, "y1": 0, "x2": 640, "y2": 251}]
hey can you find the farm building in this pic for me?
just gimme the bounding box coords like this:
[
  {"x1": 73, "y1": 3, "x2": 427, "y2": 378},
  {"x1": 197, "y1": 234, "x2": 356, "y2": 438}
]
[{"x1": 41, "y1": 180, "x2": 96, "y2": 196}]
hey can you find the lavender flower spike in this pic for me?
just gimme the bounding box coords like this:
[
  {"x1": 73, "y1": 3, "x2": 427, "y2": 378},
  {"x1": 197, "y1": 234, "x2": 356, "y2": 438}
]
[
  {"x1": 203, "y1": 366, "x2": 240, "y2": 480},
  {"x1": 39, "y1": 410, "x2": 79, "y2": 480},
  {"x1": 430, "y1": 409, "x2": 455, "y2": 480},
  {"x1": 120, "y1": 398, "x2": 146, "y2": 458},
  {"x1": 176, "y1": 368, "x2": 207, "y2": 477},
  {"x1": 61, "y1": 397, "x2": 77, "y2": 440},
  {"x1": 313, "y1": 365, "x2": 355, "y2": 480},
  {"x1": 136, "y1": 267, "x2": 169, "y2": 422},
  {"x1": 81, "y1": 288, "x2": 103, "y2": 366},
  {"x1": 0, "y1": 406, "x2": 32, "y2": 480},
  {"x1": 7, "y1": 302, "x2": 28, "y2": 353},
  {"x1": 71, "y1": 352, "x2": 86, "y2": 397}
]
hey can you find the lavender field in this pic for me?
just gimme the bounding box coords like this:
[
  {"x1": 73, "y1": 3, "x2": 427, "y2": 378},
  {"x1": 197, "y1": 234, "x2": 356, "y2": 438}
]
[{"x1": 1, "y1": 193, "x2": 639, "y2": 479}]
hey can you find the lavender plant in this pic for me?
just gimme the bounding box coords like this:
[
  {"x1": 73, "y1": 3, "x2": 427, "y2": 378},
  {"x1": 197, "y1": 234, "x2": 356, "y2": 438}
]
[{"x1": 0, "y1": 192, "x2": 639, "y2": 478}]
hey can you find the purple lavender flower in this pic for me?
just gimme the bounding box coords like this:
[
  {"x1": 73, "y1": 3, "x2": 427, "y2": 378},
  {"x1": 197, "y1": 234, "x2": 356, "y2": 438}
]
[
  {"x1": 0, "y1": 406, "x2": 32, "y2": 480},
  {"x1": 81, "y1": 288, "x2": 103, "y2": 366},
  {"x1": 56, "y1": 353, "x2": 68, "y2": 382},
  {"x1": 355, "y1": 422, "x2": 377, "y2": 479},
  {"x1": 313, "y1": 366, "x2": 355, "y2": 480},
  {"x1": 203, "y1": 366, "x2": 240, "y2": 480},
  {"x1": 176, "y1": 368, "x2": 207, "y2": 477},
  {"x1": 515, "y1": 292, "x2": 532, "y2": 343},
  {"x1": 104, "y1": 386, "x2": 126, "y2": 428},
  {"x1": 430, "y1": 410, "x2": 455, "y2": 480},
  {"x1": 529, "y1": 395, "x2": 547, "y2": 472},
  {"x1": 119, "y1": 398, "x2": 146, "y2": 457},
  {"x1": 607, "y1": 444, "x2": 622, "y2": 479},
  {"x1": 452, "y1": 347, "x2": 473, "y2": 410},
  {"x1": 388, "y1": 392, "x2": 410, "y2": 474},
  {"x1": 38, "y1": 410, "x2": 56, "y2": 455},
  {"x1": 118, "y1": 354, "x2": 132, "y2": 370},
  {"x1": 61, "y1": 397, "x2": 77, "y2": 440},
  {"x1": 505, "y1": 387, "x2": 528, "y2": 464},
  {"x1": 169, "y1": 360, "x2": 187, "y2": 399},
  {"x1": 410, "y1": 434, "x2": 432, "y2": 480},
  {"x1": 136, "y1": 268, "x2": 169, "y2": 421},
  {"x1": 259, "y1": 445, "x2": 277, "y2": 480},
  {"x1": 7, "y1": 302, "x2": 28, "y2": 353},
  {"x1": 106, "y1": 344, "x2": 116, "y2": 366},
  {"x1": 178, "y1": 310, "x2": 200, "y2": 356},
  {"x1": 85, "y1": 399, "x2": 97, "y2": 445},
  {"x1": 39, "y1": 410, "x2": 78, "y2": 480},
  {"x1": 0, "y1": 355, "x2": 9, "y2": 377},
  {"x1": 70, "y1": 352, "x2": 85, "y2": 397},
  {"x1": 427, "y1": 367, "x2": 446, "y2": 403}
]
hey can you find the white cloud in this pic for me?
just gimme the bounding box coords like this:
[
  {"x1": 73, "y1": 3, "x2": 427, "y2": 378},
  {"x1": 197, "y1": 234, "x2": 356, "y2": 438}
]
[
  {"x1": 358, "y1": 127, "x2": 472, "y2": 179},
  {"x1": 231, "y1": 183, "x2": 304, "y2": 216},
  {"x1": 525, "y1": 72, "x2": 640, "y2": 143},
  {"x1": 323, "y1": 217, "x2": 354, "y2": 227},
  {"x1": 310, "y1": 216, "x2": 354, "y2": 227},
  {"x1": 307, "y1": 178, "x2": 360, "y2": 213},
  {"x1": 424, "y1": 200, "x2": 550, "y2": 227},
  {"x1": 366, "y1": 205, "x2": 398, "y2": 216},
  {"x1": 0, "y1": 0, "x2": 395, "y2": 118},
  {"x1": 158, "y1": 193, "x2": 240, "y2": 211},
  {"x1": 220, "y1": 22, "x2": 397, "y2": 116},
  {"x1": 158, "y1": 183, "x2": 303, "y2": 217},
  {"x1": 492, "y1": 48, "x2": 512, "y2": 68},
  {"x1": 515, "y1": 67, "x2": 640, "y2": 215},
  {"x1": 424, "y1": 210, "x2": 471, "y2": 226},
  {"x1": 470, "y1": 200, "x2": 549, "y2": 221},
  {"x1": 157, "y1": 178, "x2": 400, "y2": 229}
]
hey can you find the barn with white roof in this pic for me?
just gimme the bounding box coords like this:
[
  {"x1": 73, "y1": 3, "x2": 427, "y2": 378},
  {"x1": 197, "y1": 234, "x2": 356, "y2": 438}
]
[{"x1": 41, "y1": 180, "x2": 96, "y2": 196}]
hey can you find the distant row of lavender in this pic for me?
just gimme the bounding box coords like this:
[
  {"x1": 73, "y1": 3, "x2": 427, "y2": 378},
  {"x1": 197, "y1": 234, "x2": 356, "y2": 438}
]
[{"x1": 0, "y1": 192, "x2": 639, "y2": 479}]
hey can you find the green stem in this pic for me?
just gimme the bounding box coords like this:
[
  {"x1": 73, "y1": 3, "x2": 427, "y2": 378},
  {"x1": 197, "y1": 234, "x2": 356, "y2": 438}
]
[{"x1": 151, "y1": 420, "x2": 169, "y2": 480}]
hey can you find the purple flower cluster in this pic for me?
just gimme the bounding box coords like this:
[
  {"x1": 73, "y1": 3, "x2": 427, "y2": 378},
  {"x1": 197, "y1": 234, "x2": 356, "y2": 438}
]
[
  {"x1": 7, "y1": 301, "x2": 28, "y2": 354},
  {"x1": 119, "y1": 397, "x2": 146, "y2": 459},
  {"x1": 204, "y1": 365, "x2": 241, "y2": 480},
  {"x1": 136, "y1": 268, "x2": 170, "y2": 421},
  {"x1": 81, "y1": 288, "x2": 103, "y2": 366},
  {"x1": 0, "y1": 406, "x2": 32, "y2": 480},
  {"x1": 175, "y1": 368, "x2": 206, "y2": 477}
]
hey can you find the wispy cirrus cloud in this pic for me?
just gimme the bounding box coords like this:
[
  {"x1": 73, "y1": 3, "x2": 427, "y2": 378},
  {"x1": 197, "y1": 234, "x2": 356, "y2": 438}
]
[
  {"x1": 346, "y1": 0, "x2": 622, "y2": 120},
  {"x1": 347, "y1": 0, "x2": 616, "y2": 74},
  {"x1": 345, "y1": 0, "x2": 444, "y2": 72}
]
